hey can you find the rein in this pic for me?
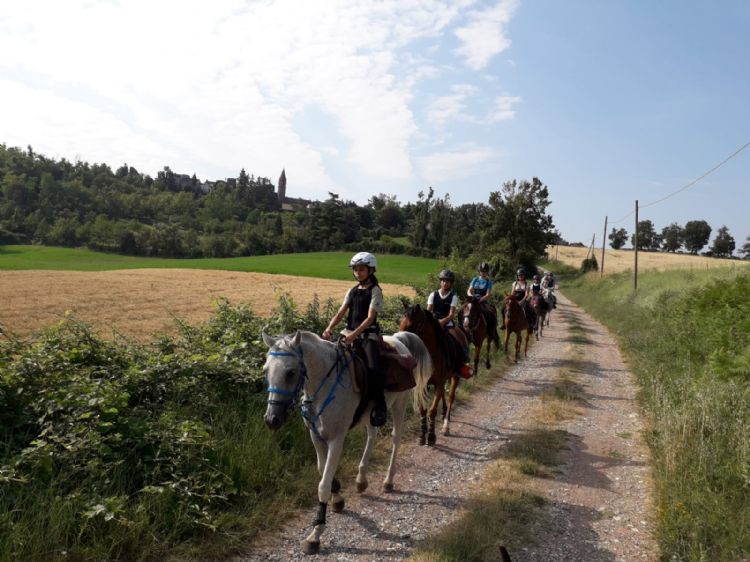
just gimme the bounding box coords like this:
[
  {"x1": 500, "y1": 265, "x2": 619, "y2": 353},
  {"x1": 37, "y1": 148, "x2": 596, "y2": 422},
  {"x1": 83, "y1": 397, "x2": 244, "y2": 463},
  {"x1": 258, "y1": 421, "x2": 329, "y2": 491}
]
[{"x1": 266, "y1": 343, "x2": 354, "y2": 442}]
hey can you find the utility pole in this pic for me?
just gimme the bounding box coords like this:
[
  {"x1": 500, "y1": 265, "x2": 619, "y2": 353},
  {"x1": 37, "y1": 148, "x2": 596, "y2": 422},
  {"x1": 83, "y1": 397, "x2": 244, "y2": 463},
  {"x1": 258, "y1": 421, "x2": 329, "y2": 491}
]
[
  {"x1": 634, "y1": 200, "x2": 639, "y2": 292},
  {"x1": 601, "y1": 215, "x2": 608, "y2": 278}
]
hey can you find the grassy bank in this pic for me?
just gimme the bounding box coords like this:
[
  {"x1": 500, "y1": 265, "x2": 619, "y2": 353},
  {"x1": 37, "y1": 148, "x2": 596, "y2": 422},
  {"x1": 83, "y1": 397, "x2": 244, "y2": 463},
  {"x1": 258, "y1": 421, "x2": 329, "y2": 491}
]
[
  {"x1": 565, "y1": 268, "x2": 750, "y2": 560},
  {"x1": 0, "y1": 245, "x2": 440, "y2": 286}
]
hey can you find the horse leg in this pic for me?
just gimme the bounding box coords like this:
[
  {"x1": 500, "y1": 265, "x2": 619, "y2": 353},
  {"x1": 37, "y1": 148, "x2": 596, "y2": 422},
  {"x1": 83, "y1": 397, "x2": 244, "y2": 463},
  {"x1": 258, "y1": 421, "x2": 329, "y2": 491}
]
[
  {"x1": 485, "y1": 334, "x2": 492, "y2": 369},
  {"x1": 304, "y1": 435, "x2": 345, "y2": 555},
  {"x1": 504, "y1": 327, "x2": 511, "y2": 357},
  {"x1": 442, "y1": 376, "x2": 459, "y2": 436},
  {"x1": 355, "y1": 424, "x2": 378, "y2": 493},
  {"x1": 427, "y1": 388, "x2": 440, "y2": 445},
  {"x1": 473, "y1": 341, "x2": 481, "y2": 375},
  {"x1": 418, "y1": 403, "x2": 428, "y2": 446},
  {"x1": 524, "y1": 328, "x2": 529, "y2": 357},
  {"x1": 383, "y1": 394, "x2": 408, "y2": 492},
  {"x1": 312, "y1": 437, "x2": 344, "y2": 512}
]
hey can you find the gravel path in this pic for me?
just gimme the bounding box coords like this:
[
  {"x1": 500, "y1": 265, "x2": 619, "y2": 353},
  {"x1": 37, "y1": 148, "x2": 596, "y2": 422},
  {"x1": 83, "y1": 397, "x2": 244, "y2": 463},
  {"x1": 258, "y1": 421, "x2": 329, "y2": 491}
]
[{"x1": 237, "y1": 294, "x2": 659, "y2": 561}]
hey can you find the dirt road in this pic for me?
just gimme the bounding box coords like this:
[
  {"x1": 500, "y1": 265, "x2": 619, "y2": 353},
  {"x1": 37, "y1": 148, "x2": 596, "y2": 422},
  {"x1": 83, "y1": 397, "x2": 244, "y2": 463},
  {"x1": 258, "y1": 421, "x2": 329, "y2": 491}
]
[{"x1": 238, "y1": 294, "x2": 659, "y2": 561}]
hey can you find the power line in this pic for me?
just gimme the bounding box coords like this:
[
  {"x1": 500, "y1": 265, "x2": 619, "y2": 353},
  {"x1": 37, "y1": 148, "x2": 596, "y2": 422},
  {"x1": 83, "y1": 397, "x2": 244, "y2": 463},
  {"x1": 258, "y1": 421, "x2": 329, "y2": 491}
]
[{"x1": 610, "y1": 139, "x2": 750, "y2": 224}]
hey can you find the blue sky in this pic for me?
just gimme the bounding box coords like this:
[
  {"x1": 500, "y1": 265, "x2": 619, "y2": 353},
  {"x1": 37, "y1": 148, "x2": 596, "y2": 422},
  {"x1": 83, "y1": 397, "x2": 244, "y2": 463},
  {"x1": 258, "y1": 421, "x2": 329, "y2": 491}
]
[{"x1": 1, "y1": 1, "x2": 748, "y2": 250}]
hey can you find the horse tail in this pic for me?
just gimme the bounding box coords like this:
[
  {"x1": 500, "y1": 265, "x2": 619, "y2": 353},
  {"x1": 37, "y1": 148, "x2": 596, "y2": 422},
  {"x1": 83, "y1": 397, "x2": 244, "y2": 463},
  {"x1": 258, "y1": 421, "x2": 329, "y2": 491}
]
[{"x1": 391, "y1": 331, "x2": 432, "y2": 412}]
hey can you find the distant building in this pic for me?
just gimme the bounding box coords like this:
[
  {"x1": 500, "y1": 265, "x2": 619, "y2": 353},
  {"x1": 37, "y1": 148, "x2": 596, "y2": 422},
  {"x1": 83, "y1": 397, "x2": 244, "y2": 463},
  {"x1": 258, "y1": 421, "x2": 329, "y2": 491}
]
[{"x1": 276, "y1": 169, "x2": 312, "y2": 211}]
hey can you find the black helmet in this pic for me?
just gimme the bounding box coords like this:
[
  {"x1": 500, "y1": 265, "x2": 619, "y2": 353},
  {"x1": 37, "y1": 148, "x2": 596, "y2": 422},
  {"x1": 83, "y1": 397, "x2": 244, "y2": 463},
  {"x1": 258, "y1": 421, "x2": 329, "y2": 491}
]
[
  {"x1": 533, "y1": 274, "x2": 541, "y2": 281},
  {"x1": 438, "y1": 269, "x2": 455, "y2": 281},
  {"x1": 478, "y1": 262, "x2": 490, "y2": 273},
  {"x1": 516, "y1": 268, "x2": 526, "y2": 277}
]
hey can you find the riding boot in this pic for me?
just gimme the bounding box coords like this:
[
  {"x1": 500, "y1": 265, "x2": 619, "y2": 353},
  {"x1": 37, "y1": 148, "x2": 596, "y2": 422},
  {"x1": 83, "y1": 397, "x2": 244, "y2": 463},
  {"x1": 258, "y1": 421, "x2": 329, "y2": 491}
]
[
  {"x1": 369, "y1": 370, "x2": 387, "y2": 427},
  {"x1": 499, "y1": 306, "x2": 506, "y2": 329}
]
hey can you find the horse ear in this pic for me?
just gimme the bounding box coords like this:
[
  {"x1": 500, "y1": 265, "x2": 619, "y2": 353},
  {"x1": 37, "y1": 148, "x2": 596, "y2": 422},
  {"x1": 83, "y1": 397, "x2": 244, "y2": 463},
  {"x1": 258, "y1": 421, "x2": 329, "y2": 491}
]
[
  {"x1": 261, "y1": 328, "x2": 276, "y2": 348},
  {"x1": 400, "y1": 297, "x2": 410, "y2": 310},
  {"x1": 415, "y1": 303, "x2": 421, "y2": 311},
  {"x1": 292, "y1": 330, "x2": 302, "y2": 347}
]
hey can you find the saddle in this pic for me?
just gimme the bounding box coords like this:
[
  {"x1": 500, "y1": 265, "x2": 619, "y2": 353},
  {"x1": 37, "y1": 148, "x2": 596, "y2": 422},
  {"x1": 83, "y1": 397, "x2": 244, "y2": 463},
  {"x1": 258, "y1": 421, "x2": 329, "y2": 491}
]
[{"x1": 348, "y1": 339, "x2": 417, "y2": 428}]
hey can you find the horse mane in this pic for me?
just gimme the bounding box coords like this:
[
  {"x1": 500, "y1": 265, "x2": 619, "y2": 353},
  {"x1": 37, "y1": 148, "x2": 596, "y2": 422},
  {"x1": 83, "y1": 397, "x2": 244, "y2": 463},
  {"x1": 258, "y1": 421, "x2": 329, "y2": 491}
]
[{"x1": 404, "y1": 305, "x2": 451, "y2": 352}]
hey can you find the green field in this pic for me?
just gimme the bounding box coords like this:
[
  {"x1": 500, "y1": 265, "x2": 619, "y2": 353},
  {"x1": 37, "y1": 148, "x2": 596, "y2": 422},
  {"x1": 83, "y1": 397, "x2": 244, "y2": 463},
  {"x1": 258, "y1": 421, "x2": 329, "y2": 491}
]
[{"x1": 0, "y1": 245, "x2": 441, "y2": 286}]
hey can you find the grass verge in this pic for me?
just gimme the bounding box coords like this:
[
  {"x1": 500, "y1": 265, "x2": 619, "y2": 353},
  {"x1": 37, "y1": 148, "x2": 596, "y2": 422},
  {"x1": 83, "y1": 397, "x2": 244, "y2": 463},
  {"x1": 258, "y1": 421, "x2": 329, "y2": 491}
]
[{"x1": 564, "y1": 267, "x2": 750, "y2": 561}]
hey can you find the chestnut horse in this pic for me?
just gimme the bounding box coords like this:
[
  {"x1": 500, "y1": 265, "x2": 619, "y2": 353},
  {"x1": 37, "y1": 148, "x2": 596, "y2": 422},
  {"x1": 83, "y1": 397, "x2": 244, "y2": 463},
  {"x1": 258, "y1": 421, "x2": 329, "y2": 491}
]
[
  {"x1": 503, "y1": 294, "x2": 531, "y2": 362},
  {"x1": 399, "y1": 304, "x2": 461, "y2": 444},
  {"x1": 460, "y1": 295, "x2": 500, "y2": 375}
]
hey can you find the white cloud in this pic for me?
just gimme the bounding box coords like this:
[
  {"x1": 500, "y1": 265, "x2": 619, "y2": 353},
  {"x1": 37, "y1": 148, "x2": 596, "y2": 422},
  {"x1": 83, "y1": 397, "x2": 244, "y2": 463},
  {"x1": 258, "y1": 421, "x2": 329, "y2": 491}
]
[
  {"x1": 417, "y1": 144, "x2": 499, "y2": 182},
  {"x1": 0, "y1": 0, "x2": 522, "y2": 198},
  {"x1": 488, "y1": 94, "x2": 522, "y2": 122},
  {"x1": 426, "y1": 84, "x2": 478, "y2": 127},
  {"x1": 454, "y1": 0, "x2": 519, "y2": 70}
]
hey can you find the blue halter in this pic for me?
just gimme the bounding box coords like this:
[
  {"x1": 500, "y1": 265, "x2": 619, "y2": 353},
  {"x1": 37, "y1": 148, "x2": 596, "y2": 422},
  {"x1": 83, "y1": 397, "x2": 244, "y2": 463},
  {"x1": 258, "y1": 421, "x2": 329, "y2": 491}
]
[{"x1": 266, "y1": 341, "x2": 354, "y2": 442}]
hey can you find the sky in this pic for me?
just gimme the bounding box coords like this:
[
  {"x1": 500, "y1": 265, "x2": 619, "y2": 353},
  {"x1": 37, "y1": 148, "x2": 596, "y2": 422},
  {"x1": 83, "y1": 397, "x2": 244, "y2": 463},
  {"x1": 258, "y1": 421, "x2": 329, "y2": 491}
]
[{"x1": 1, "y1": 0, "x2": 749, "y2": 250}]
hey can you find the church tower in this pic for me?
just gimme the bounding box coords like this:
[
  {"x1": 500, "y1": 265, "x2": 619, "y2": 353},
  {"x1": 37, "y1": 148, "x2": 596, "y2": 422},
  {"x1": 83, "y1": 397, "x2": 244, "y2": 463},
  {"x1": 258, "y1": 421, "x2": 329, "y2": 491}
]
[{"x1": 277, "y1": 168, "x2": 286, "y2": 202}]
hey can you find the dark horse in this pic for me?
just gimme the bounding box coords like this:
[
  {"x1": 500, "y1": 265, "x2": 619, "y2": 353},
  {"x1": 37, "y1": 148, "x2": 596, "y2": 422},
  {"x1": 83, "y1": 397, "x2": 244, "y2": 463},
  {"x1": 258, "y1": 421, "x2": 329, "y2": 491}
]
[
  {"x1": 460, "y1": 295, "x2": 500, "y2": 375},
  {"x1": 399, "y1": 304, "x2": 463, "y2": 444},
  {"x1": 503, "y1": 294, "x2": 531, "y2": 362},
  {"x1": 530, "y1": 293, "x2": 548, "y2": 340}
]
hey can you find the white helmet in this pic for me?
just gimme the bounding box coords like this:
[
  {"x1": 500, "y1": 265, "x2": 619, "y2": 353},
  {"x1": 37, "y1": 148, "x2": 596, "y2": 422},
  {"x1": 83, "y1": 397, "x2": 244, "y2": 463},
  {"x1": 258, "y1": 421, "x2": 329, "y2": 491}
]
[{"x1": 349, "y1": 252, "x2": 377, "y2": 270}]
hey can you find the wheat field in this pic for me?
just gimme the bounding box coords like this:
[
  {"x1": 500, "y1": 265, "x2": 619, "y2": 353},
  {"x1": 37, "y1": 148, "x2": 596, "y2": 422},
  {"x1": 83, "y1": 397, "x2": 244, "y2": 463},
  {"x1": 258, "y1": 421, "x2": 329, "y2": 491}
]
[{"x1": 548, "y1": 245, "x2": 749, "y2": 274}]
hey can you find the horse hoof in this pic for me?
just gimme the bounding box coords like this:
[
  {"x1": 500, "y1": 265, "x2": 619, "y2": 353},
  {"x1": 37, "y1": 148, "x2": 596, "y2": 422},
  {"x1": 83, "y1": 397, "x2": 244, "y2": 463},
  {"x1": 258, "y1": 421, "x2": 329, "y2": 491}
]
[
  {"x1": 332, "y1": 499, "x2": 345, "y2": 513},
  {"x1": 418, "y1": 436, "x2": 426, "y2": 446},
  {"x1": 427, "y1": 433, "x2": 437, "y2": 446},
  {"x1": 383, "y1": 482, "x2": 394, "y2": 493},
  {"x1": 442, "y1": 427, "x2": 449, "y2": 436},
  {"x1": 303, "y1": 540, "x2": 320, "y2": 555},
  {"x1": 356, "y1": 481, "x2": 368, "y2": 493}
]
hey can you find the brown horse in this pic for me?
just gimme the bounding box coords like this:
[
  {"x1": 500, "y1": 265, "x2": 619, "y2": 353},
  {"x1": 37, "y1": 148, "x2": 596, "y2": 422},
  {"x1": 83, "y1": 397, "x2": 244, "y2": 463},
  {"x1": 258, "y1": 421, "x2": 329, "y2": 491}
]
[
  {"x1": 399, "y1": 304, "x2": 463, "y2": 445},
  {"x1": 460, "y1": 295, "x2": 500, "y2": 375},
  {"x1": 530, "y1": 293, "x2": 548, "y2": 340},
  {"x1": 503, "y1": 294, "x2": 531, "y2": 362}
]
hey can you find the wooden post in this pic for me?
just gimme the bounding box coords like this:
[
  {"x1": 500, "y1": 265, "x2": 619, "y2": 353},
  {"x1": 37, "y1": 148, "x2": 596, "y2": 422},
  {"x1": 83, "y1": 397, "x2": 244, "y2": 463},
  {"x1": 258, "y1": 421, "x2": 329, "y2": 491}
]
[
  {"x1": 634, "y1": 200, "x2": 639, "y2": 292},
  {"x1": 601, "y1": 216, "x2": 608, "y2": 278}
]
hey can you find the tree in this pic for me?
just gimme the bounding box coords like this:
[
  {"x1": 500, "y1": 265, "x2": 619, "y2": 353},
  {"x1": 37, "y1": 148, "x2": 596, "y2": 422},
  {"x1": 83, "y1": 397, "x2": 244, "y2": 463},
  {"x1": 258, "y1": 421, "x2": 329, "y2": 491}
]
[
  {"x1": 741, "y1": 236, "x2": 750, "y2": 259},
  {"x1": 608, "y1": 227, "x2": 628, "y2": 249},
  {"x1": 630, "y1": 220, "x2": 658, "y2": 250},
  {"x1": 710, "y1": 226, "x2": 735, "y2": 257},
  {"x1": 483, "y1": 178, "x2": 556, "y2": 266},
  {"x1": 661, "y1": 223, "x2": 684, "y2": 252},
  {"x1": 683, "y1": 220, "x2": 712, "y2": 254}
]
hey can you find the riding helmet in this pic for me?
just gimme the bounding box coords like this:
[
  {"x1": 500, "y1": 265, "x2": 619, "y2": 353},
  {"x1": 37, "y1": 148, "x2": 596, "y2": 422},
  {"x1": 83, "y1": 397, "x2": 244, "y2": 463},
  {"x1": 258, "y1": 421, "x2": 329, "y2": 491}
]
[
  {"x1": 516, "y1": 268, "x2": 525, "y2": 277},
  {"x1": 478, "y1": 262, "x2": 490, "y2": 273},
  {"x1": 438, "y1": 269, "x2": 455, "y2": 281},
  {"x1": 349, "y1": 252, "x2": 377, "y2": 270}
]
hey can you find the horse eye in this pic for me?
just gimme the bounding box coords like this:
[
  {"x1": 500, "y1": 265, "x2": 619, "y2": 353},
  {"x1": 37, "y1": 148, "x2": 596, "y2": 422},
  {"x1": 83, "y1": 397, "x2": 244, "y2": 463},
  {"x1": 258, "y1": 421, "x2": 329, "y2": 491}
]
[{"x1": 286, "y1": 369, "x2": 296, "y2": 379}]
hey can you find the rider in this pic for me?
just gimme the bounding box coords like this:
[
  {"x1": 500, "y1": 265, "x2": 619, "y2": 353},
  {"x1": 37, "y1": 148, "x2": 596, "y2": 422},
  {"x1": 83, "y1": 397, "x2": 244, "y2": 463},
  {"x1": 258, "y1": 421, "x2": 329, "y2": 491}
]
[
  {"x1": 468, "y1": 261, "x2": 497, "y2": 313},
  {"x1": 530, "y1": 274, "x2": 550, "y2": 313},
  {"x1": 502, "y1": 268, "x2": 536, "y2": 329},
  {"x1": 322, "y1": 252, "x2": 387, "y2": 427},
  {"x1": 541, "y1": 271, "x2": 557, "y2": 308},
  {"x1": 427, "y1": 269, "x2": 473, "y2": 378}
]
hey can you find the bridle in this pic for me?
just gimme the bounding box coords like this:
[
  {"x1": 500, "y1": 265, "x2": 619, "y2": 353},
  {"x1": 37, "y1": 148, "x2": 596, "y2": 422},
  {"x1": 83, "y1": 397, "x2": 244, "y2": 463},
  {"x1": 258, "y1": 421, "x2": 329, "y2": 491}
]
[{"x1": 265, "y1": 341, "x2": 354, "y2": 442}]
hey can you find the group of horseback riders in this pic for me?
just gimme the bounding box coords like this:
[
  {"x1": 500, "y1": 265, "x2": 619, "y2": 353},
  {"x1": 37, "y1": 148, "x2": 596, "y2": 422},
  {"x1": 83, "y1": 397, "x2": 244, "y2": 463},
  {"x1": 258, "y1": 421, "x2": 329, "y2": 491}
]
[{"x1": 322, "y1": 252, "x2": 557, "y2": 427}]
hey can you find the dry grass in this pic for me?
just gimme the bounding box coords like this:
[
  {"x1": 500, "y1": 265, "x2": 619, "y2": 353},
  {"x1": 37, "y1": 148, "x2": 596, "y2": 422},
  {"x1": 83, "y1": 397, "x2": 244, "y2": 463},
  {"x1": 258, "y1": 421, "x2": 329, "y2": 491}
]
[
  {"x1": 547, "y1": 245, "x2": 749, "y2": 274},
  {"x1": 0, "y1": 269, "x2": 415, "y2": 340}
]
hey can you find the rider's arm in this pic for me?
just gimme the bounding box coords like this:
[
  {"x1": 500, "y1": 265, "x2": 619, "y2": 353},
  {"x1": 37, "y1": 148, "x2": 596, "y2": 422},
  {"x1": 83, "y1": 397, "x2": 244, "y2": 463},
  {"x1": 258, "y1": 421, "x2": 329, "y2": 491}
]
[
  {"x1": 480, "y1": 286, "x2": 491, "y2": 303},
  {"x1": 323, "y1": 300, "x2": 349, "y2": 340}
]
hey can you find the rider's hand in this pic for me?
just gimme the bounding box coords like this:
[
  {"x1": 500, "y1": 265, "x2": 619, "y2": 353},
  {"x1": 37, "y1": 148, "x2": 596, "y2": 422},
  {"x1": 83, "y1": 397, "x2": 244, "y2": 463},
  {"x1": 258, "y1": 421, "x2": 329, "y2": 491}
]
[
  {"x1": 344, "y1": 332, "x2": 357, "y2": 346},
  {"x1": 322, "y1": 328, "x2": 332, "y2": 340}
]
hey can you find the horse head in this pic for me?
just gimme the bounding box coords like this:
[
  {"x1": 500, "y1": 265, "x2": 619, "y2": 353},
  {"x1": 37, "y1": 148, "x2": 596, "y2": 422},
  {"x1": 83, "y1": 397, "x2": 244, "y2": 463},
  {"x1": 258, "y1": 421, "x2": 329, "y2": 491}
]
[
  {"x1": 399, "y1": 303, "x2": 427, "y2": 334},
  {"x1": 262, "y1": 329, "x2": 305, "y2": 430}
]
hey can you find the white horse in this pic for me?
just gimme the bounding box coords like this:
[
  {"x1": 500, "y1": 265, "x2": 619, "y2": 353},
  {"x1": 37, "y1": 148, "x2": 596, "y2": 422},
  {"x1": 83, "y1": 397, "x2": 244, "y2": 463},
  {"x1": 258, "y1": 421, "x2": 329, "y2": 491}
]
[{"x1": 262, "y1": 329, "x2": 432, "y2": 555}]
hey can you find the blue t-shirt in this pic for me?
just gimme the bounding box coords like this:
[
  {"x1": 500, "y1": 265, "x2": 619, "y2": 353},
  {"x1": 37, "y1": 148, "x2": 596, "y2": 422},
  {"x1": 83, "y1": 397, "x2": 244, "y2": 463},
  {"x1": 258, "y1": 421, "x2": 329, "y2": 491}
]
[{"x1": 470, "y1": 276, "x2": 493, "y2": 297}]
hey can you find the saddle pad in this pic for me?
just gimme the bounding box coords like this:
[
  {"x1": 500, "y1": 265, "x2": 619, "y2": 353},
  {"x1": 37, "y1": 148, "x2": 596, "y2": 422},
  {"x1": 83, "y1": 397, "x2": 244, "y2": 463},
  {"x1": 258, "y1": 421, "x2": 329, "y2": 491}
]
[{"x1": 379, "y1": 341, "x2": 417, "y2": 392}]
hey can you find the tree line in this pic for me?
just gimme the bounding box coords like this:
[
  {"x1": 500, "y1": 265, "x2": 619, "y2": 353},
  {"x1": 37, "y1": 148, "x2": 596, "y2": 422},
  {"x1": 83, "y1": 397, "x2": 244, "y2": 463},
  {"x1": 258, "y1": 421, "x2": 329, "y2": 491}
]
[
  {"x1": 608, "y1": 220, "x2": 749, "y2": 258},
  {"x1": 0, "y1": 143, "x2": 559, "y2": 272}
]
